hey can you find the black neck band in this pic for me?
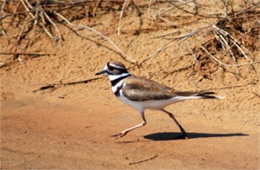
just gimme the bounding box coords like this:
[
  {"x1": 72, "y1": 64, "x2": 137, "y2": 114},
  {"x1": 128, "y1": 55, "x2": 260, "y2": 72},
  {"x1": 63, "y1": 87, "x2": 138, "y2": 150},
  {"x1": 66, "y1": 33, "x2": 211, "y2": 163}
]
[{"x1": 111, "y1": 74, "x2": 130, "y2": 86}]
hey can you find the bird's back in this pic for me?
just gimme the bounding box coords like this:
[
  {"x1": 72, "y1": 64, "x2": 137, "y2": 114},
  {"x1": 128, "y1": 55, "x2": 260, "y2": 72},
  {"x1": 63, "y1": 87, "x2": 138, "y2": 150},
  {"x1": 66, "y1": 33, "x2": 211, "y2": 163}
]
[{"x1": 121, "y1": 75, "x2": 176, "y2": 102}]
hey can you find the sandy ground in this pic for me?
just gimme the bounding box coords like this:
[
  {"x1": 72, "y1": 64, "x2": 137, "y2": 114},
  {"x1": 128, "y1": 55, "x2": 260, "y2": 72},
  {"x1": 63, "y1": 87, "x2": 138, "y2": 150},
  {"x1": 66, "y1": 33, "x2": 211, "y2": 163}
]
[
  {"x1": 1, "y1": 1, "x2": 260, "y2": 169},
  {"x1": 1, "y1": 78, "x2": 259, "y2": 169}
]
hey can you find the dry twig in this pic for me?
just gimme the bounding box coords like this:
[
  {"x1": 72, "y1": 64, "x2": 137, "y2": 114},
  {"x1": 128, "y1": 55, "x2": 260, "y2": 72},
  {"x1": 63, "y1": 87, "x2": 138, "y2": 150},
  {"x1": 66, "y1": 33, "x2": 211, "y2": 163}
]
[
  {"x1": 33, "y1": 77, "x2": 101, "y2": 92},
  {"x1": 139, "y1": 25, "x2": 211, "y2": 65},
  {"x1": 0, "y1": 52, "x2": 53, "y2": 56},
  {"x1": 200, "y1": 45, "x2": 260, "y2": 67},
  {"x1": 1, "y1": 0, "x2": 258, "y2": 78},
  {"x1": 129, "y1": 154, "x2": 158, "y2": 165},
  {"x1": 118, "y1": 0, "x2": 129, "y2": 36},
  {"x1": 1, "y1": 0, "x2": 137, "y2": 64},
  {"x1": 53, "y1": 11, "x2": 136, "y2": 64}
]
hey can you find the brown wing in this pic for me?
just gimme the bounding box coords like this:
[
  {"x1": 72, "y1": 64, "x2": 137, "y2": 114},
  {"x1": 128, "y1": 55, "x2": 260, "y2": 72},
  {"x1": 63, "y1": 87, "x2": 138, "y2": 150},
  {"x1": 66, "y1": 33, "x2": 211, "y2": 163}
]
[
  {"x1": 121, "y1": 76, "x2": 217, "y2": 101},
  {"x1": 121, "y1": 75, "x2": 176, "y2": 101}
]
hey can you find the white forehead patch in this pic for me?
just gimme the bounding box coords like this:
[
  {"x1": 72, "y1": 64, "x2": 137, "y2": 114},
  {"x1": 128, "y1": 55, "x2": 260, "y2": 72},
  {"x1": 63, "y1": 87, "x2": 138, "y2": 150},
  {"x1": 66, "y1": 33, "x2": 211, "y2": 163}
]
[{"x1": 110, "y1": 63, "x2": 125, "y2": 70}]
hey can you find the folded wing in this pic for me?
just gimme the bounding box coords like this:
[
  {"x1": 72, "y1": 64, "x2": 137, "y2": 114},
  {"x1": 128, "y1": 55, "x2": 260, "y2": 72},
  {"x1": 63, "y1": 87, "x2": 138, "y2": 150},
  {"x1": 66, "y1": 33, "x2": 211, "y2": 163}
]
[{"x1": 122, "y1": 76, "x2": 218, "y2": 101}]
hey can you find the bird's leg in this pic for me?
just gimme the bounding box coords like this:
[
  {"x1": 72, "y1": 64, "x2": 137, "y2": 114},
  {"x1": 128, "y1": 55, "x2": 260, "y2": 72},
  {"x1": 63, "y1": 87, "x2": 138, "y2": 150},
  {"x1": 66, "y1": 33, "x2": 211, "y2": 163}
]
[
  {"x1": 161, "y1": 109, "x2": 188, "y2": 139},
  {"x1": 112, "y1": 111, "x2": 146, "y2": 138}
]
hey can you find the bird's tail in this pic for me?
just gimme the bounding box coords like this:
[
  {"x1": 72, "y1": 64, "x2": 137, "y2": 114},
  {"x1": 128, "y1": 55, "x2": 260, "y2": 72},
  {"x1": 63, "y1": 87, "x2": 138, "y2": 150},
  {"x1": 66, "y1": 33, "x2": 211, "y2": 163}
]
[{"x1": 175, "y1": 91, "x2": 225, "y2": 100}]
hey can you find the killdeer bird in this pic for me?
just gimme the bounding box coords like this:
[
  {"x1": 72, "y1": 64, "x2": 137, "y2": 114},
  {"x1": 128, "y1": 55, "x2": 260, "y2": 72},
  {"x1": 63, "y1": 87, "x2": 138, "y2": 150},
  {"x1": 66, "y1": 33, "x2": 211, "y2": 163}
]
[{"x1": 96, "y1": 61, "x2": 223, "y2": 138}]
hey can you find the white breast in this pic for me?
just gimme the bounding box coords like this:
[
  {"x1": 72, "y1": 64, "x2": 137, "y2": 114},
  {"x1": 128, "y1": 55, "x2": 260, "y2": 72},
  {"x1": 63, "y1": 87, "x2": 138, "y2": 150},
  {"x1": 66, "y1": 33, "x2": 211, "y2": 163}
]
[{"x1": 112, "y1": 81, "x2": 123, "y2": 93}]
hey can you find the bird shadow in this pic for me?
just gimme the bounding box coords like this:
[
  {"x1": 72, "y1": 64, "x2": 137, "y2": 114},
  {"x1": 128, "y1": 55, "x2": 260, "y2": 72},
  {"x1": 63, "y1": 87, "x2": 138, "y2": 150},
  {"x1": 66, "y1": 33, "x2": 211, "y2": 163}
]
[{"x1": 144, "y1": 132, "x2": 248, "y2": 141}]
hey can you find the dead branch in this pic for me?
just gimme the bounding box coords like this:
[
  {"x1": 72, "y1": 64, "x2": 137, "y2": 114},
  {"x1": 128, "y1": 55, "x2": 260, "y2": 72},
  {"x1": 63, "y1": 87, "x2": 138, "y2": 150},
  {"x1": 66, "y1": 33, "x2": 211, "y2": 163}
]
[
  {"x1": 212, "y1": 24, "x2": 257, "y2": 74},
  {"x1": 0, "y1": 52, "x2": 55, "y2": 68},
  {"x1": 0, "y1": 0, "x2": 7, "y2": 36},
  {"x1": 24, "y1": 1, "x2": 39, "y2": 49},
  {"x1": 175, "y1": 25, "x2": 211, "y2": 43},
  {"x1": 92, "y1": 0, "x2": 102, "y2": 16},
  {"x1": 42, "y1": 10, "x2": 62, "y2": 41},
  {"x1": 1, "y1": 0, "x2": 258, "y2": 80},
  {"x1": 152, "y1": 30, "x2": 181, "y2": 39},
  {"x1": 53, "y1": 11, "x2": 136, "y2": 64},
  {"x1": 33, "y1": 77, "x2": 101, "y2": 92},
  {"x1": 139, "y1": 25, "x2": 211, "y2": 65},
  {"x1": 234, "y1": 2, "x2": 259, "y2": 16},
  {"x1": 213, "y1": 24, "x2": 240, "y2": 78},
  {"x1": 155, "y1": 0, "x2": 199, "y2": 19},
  {"x1": 130, "y1": 0, "x2": 143, "y2": 34},
  {"x1": 186, "y1": 44, "x2": 200, "y2": 89},
  {"x1": 118, "y1": 0, "x2": 129, "y2": 36},
  {"x1": 1, "y1": 0, "x2": 138, "y2": 63},
  {"x1": 63, "y1": 77, "x2": 100, "y2": 86},
  {"x1": 138, "y1": 38, "x2": 175, "y2": 65},
  {"x1": 129, "y1": 154, "x2": 158, "y2": 165},
  {"x1": 0, "y1": 52, "x2": 54, "y2": 56},
  {"x1": 117, "y1": 0, "x2": 143, "y2": 36},
  {"x1": 200, "y1": 45, "x2": 260, "y2": 67},
  {"x1": 221, "y1": 0, "x2": 229, "y2": 18},
  {"x1": 168, "y1": 0, "x2": 222, "y2": 18},
  {"x1": 33, "y1": 84, "x2": 56, "y2": 92}
]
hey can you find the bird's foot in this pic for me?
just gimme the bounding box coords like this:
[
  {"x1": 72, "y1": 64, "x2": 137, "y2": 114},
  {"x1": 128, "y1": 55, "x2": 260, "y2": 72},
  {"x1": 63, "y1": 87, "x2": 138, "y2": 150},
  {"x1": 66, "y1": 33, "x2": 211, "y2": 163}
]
[{"x1": 111, "y1": 131, "x2": 127, "y2": 138}]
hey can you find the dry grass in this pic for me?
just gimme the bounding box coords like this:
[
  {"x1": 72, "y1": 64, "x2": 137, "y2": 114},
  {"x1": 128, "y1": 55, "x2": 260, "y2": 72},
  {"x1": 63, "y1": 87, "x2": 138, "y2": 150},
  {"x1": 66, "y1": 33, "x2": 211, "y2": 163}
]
[{"x1": 1, "y1": 0, "x2": 259, "y2": 77}]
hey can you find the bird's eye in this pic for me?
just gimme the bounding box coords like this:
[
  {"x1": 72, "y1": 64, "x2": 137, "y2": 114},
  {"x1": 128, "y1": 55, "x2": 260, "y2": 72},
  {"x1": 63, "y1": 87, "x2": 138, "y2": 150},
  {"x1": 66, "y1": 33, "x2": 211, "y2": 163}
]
[{"x1": 107, "y1": 64, "x2": 114, "y2": 71}]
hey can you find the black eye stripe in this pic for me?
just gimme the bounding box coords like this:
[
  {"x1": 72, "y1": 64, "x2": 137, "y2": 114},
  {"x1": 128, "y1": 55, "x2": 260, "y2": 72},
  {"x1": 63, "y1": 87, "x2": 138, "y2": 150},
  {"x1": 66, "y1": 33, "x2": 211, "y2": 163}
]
[{"x1": 107, "y1": 63, "x2": 115, "y2": 71}]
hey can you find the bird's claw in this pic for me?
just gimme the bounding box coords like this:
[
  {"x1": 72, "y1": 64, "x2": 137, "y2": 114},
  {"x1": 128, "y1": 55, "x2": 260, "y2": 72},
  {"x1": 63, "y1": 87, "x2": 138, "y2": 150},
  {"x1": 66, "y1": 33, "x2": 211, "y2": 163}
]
[{"x1": 111, "y1": 132, "x2": 127, "y2": 138}]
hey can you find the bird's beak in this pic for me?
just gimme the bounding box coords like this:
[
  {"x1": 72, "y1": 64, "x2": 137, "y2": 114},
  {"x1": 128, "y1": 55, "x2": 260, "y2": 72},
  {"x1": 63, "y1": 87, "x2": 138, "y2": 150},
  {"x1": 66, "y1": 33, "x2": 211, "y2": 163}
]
[{"x1": 95, "y1": 70, "x2": 107, "y2": 75}]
